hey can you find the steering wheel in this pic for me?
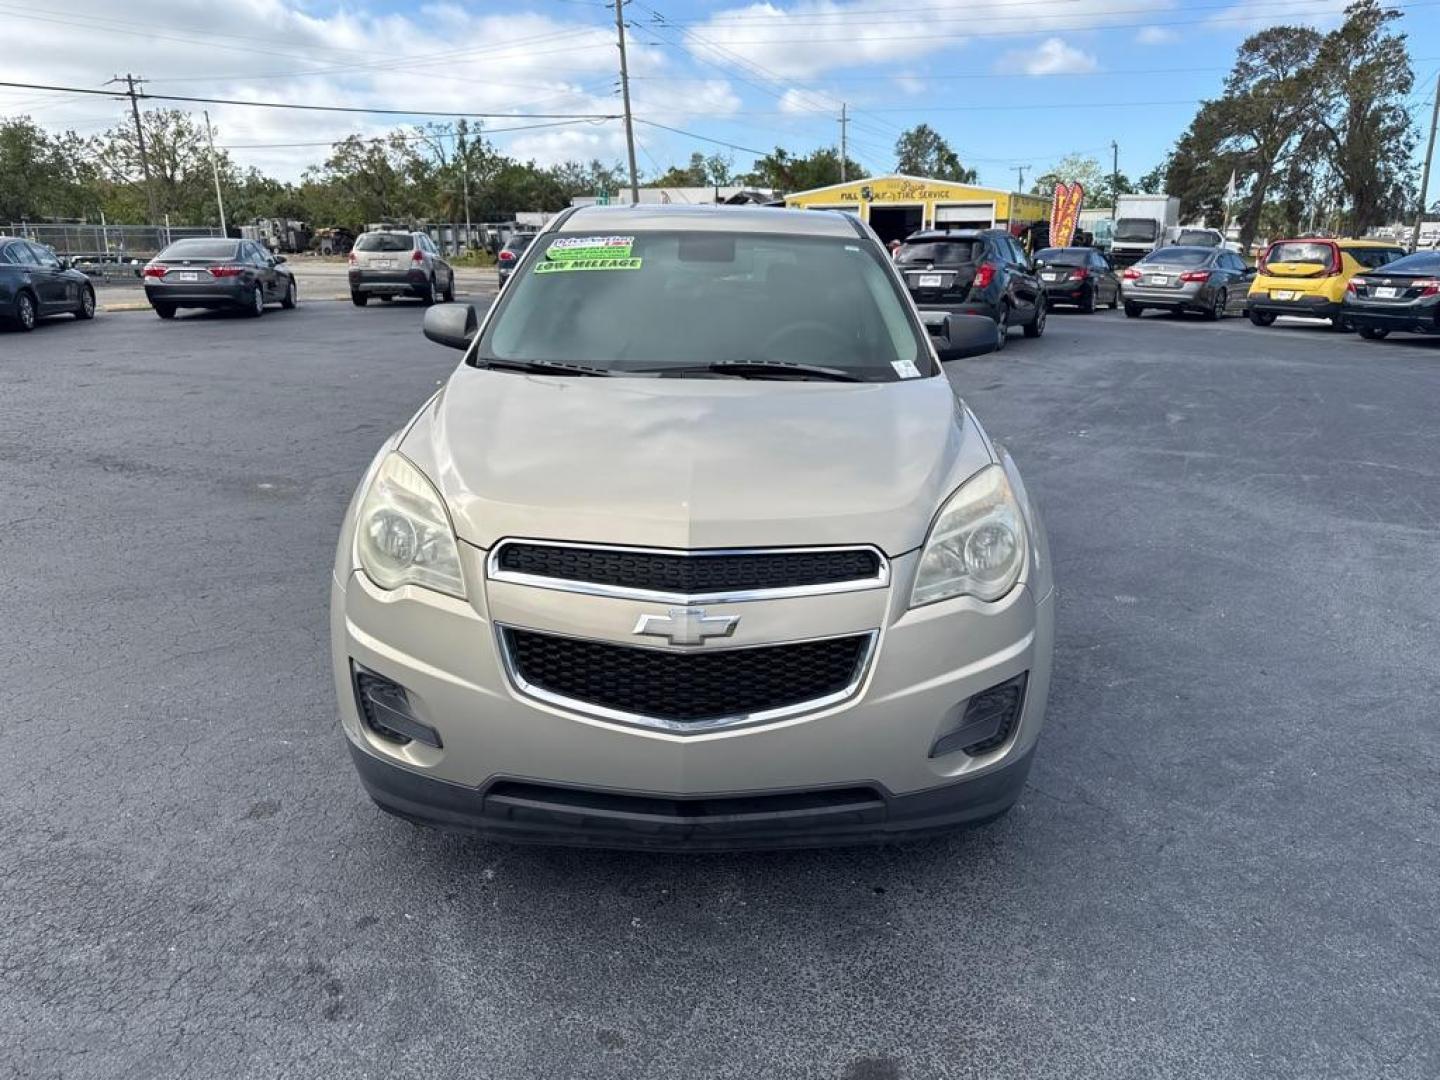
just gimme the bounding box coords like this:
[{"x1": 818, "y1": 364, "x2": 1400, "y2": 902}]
[{"x1": 757, "y1": 320, "x2": 851, "y2": 360}]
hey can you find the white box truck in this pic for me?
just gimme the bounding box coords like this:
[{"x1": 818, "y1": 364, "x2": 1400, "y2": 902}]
[{"x1": 1111, "y1": 195, "x2": 1181, "y2": 264}]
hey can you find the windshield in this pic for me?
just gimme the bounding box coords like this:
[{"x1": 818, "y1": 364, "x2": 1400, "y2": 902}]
[
  {"x1": 1176, "y1": 230, "x2": 1220, "y2": 247},
  {"x1": 355, "y1": 233, "x2": 414, "y2": 252},
  {"x1": 1115, "y1": 218, "x2": 1158, "y2": 242},
  {"x1": 895, "y1": 240, "x2": 982, "y2": 267},
  {"x1": 1034, "y1": 248, "x2": 1088, "y2": 267},
  {"x1": 158, "y1": 240, "x2": 239, "y2": 260},
  {"x1": 1373, "y1": 251, "x2": 1440, "y2": 274},
  {"x1": 1266, "y1": 241, "x2": 1335, "y2": 269},
  {"x1": 1142, "y1": 247, "x2": 1211, "y2": 267},
  {"x1": 477, "y1": 231, "x2": 930, "y2": 381}
]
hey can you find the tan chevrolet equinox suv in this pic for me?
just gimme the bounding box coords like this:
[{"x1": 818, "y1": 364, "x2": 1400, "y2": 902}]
[{"x1": 331, "y1": 204, "x2": 1055, "y2": 850}]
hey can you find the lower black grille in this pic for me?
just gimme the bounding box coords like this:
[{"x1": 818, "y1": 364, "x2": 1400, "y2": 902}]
[
  {"x1": 494, "y1": 543, "x2": 881, "y2": 596},
  {"x1": 503, "y1": 628, "x2": 871, "y2": 724}
]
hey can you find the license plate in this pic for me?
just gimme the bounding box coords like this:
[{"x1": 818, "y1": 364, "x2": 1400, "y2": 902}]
[
  {"x1": 174, "y1": 271, "x2": 200, "y2": 281},
  {"x1": 1273, "y1": 290, "x2": 1297, "y2": 300},
  {"x1": 1149, "y1": 275, "x2": 1169, "y2": 286},
  {"x1": 918, "y1": 274, "x2": 943, "y2": 288},
  {"x1": 377, "y1": 259, "x2": 395, "y2": 269},
  {"x1": 1041, "y1": 272, "x2": 1059, "y2": 282},
  {"x1": 1375, "y1": 286, "x2": 1398, "y2": 298}
]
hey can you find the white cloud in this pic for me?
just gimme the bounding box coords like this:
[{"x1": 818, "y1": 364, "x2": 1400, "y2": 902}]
[
  {"x1": 893, "y1": 75, "x2": 928, "y2": 96},
  {"x1": 0, "y1": 0, "x2": 708, "y2": 178},
  {"x1": 995, "y1": 37, "x2": 1100, "y2": 76},
  {"x1": 1136, "y1": 26, "x2": 1179, "y2": 45}
]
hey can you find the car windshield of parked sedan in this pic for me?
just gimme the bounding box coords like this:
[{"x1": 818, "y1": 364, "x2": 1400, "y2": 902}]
[
  {"x1": 1372, "y1": 251, "x2": 1440, "y2": 274},
  {"x1": 895, "y1": 240, "x2": 982, "y2": 267},
  {"x1": 1033, "y1": 248, "x2": 1090, "y2": 267},
  {"x1": 158, "y1": 239, "x2": 240, "y2": 260},
  {"x1": 1115, "y1": 218, "x2": 1158, "y2": 242},
  {"x1": 477, "y1": 231, "x2": 930, "y2": 381},
  {"x1": 1141, "y1": 247, "x2": 1211, "y2": 267},
  {"x1": 355, "y1": 233, "x2": 413, "y2": 252}
]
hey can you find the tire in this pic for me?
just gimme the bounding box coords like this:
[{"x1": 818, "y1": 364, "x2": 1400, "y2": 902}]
[
  {"x1": 351, "y1": 292, "x2": 368, "y2": 307},
  {"x1": 1024, "y1": 300, "x2": 1046, "y2": 338},
  {"x1": 153, "y1": 303, "x2": 176, "y2": 319},
  {"x1": 420, "y1": 276, "x2": 436, "y2": 306},
  {"x1": 1247, "y1": 309, "x2": 1275, "y2": 326},
  {"x1": 243, "y1": 284, "x2": 265, "y2": 317},
  {"x1": 1329, "y1": 314, "x2": 1350, "y2": 332},
  {"x1": 1079, "y1": 286, "x2": 1096, "y2": 314},
  {"x1": 1357, "y1": 325, "x2": 1390, "y2": 340},
  {"x1": 1124, "y1": 302, "x2": 1143, "y2": 318},
  {"x1": 13, "y1": 290, "x2": 37, "y2": 331},
  {"x1": 993, "y1": 306, "x2": 1009, "y2": 352},
  {"x1": 75, "y1": 284, "x2": 96, "y2": 320},
  {"x1": 1108, "y1": 286, "x2": 1119, "y2": 310},
  {"x1": 442, "y1": 274, "x2": 455, "y2": 303},
  {"x1": 1205, "y1": 288, "x2": 1227, "y2": 321},
  {"x1": 280, "y1": 278, "x2": 297, "y2": 309}
]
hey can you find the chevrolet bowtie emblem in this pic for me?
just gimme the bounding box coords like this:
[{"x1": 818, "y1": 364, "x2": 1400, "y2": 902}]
[{"x1": 633, "y1": 607, "x2": 739, "y2": 646}]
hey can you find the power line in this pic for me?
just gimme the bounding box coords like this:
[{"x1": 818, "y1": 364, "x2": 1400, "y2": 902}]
[
  {"x1": 0, "y1": 80, "x2": 620, "y2": 120},
  {"x1": 218, "y1": 118, "x2": 607, "y2": 150},
  {"x1": 633, "y1": 118, "x2": 767, "y2": 157}
]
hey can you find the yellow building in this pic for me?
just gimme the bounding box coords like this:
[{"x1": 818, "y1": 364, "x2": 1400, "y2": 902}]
[{"x1": 784, "y1": 174, "x2": 1051, "y2": 245}]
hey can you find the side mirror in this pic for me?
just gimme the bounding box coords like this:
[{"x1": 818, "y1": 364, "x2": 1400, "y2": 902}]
[
  {"x1": 423, "y1": 302, "x2": 479, "y2": 351},
  {"x1": 932, "y1": 313, "x2": 997, "y2": 360}
]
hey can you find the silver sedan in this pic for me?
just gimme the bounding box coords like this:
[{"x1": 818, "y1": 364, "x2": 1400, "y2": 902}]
[{"x1": 1121, "y1": 245, "x2": 1254, "y2": 320}]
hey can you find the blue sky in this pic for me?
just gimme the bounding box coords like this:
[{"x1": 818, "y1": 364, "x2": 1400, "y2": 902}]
[{"x1": 3, "y1": 0, "x2": 1437, "y2": 202}]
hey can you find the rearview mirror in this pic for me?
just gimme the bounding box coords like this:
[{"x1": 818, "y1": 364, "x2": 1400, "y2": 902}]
[
  {"x1": 423, "y1": 302, "x2": 479, "y2": 350},
  {"x1": 932, "y1": 313, "x2": 998, "y2": 360}
]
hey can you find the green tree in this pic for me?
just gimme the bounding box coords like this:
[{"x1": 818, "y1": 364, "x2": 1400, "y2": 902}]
[
  {"x1": 740, "y1": 146, "x2": 864, "y2": 193},
  {"x1": 1030, "y1": 153, "x2": 1128, "y2": 208},
  {"x1": 893, "y1": 124, "x2": 976, "y2": 182},
  {"x1": 1311, "y1": 0, "x2": 1416, "y2": 234},
  {"x1": 0, "y1": 118, "x2": 99, "y2": 221},
  {"x1": 96, "y1": 108, "x2": 228, "y2": 224}
]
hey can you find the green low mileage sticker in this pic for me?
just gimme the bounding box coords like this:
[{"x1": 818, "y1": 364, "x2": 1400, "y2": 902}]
[{"x1": 535, "y1": 256, "x2": 642, "y2": 273}]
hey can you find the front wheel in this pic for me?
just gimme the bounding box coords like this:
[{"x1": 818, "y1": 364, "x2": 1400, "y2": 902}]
[
  {"x1": 1124, "y1": 301, "x2": 1143, "y2": 319},
  {"x1": 1357, "y1": 325, "x2": 1390, "y2": 340},
  {"x1": 1024, "y1": 301, "x2": 1046, "y2": 338},
  {"x1": 75, "y1": 285, "x2": 96, "y2": 320},
  {"x1": 281, "y1": 278, "x2": 297, "y2": 309},
  {"x1": 1247, "y1": 309, "x2": 1275, "y2": 327}
]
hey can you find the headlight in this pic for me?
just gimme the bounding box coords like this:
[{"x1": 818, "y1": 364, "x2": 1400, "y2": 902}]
[
  {"x1": 355, "y1": 452, "x2": 465, "y2": 598},
  {"x1": 911, "y1": 465, "x2": 1027, "y2": 607}
]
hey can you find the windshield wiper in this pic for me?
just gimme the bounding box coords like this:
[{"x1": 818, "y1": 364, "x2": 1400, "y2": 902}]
[
  {"x1": 640, "y1": 360, "x2": 864, "y2": 382},
  {"x1": 474, "y1": 357, "x2": 611, "y2": 377}
]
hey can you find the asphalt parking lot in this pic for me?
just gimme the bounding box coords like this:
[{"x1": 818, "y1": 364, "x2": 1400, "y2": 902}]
[{"x1": 2, "y1": 299, "x2": 1437, "y2": 1079}]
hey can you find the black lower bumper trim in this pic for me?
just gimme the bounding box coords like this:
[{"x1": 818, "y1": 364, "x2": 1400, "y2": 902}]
[{"x1": 347, "y1": 741, "x2": 1035, "y2": 850}]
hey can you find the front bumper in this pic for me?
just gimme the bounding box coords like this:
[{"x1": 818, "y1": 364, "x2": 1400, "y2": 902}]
[
  {"x1": 1245, "y1": 292, "x2": 1340, "y2": 320},
  {"x1": 332, "y1": 540, "x2": 1054, "y2": 849}
]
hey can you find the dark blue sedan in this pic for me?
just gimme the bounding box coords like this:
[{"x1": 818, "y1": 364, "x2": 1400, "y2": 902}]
[{"x1": 1, "y1": 236, "x2": 97, "y2": 331}]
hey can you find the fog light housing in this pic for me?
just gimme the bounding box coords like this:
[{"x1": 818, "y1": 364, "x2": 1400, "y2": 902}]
[
  {"x1": 352, "y1": 665, "x2": 442, "y2": 749},
  {"x1": 929, "y1": 672, "x2": 1028, "y2": 758}
]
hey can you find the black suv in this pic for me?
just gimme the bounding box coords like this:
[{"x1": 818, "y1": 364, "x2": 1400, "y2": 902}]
[{"x1": 895, "y1": 229, "x2": 1045, "y2": 353}]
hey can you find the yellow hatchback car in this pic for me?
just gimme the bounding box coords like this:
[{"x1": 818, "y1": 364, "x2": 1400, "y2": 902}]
[{"x1": 1246, "y1": 238, "x2": 1406, "y2": 328}]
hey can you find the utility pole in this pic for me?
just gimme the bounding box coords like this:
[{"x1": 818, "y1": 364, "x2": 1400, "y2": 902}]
[
  {"x1": 839, "y1": 103, "x2": 849, "y2": 183},
  {"x1": 109, "y1": 74, "x2": 159, "y2": 225},
  {"x1": 613, "y1": 0, "x2": 640, "y2": 205},
  {"x1": 202, "y1": 110, "x2": 227, "y2": 237},
  {"x1": 1111, "y1": 140, "x2": 1120, "y2": 220},
  {"x1": 1412, "y1": 71, "x2": 1439, "y2": 252},
  {"x1": 1015, "y1": 165, "x2": 1027, "y2": 192}
]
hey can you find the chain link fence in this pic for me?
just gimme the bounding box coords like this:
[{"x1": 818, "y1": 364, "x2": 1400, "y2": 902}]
[{"x1": 3, "y1": 223, "x2": 222, "y2": 260}]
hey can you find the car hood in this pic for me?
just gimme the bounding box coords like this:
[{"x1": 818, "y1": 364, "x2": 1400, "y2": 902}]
[{"x1": 400, "y1": 367, "x2": 992, "y2": 555}]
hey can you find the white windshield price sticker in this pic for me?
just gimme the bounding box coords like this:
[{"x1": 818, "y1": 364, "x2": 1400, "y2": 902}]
[
  {"x1": 892, "y1": 359, "x2": 922, "y2": 379},
  {"x1": 547, "y1": 235, "x2": 634, "y2": 259}
]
